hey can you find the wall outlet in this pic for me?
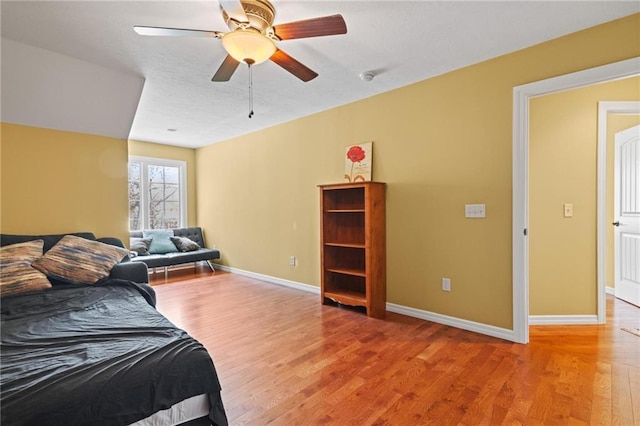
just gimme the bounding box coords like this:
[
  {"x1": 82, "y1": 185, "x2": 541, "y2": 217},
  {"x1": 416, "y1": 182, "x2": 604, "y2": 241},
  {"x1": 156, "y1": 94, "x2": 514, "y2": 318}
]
[
  {"x1": 289, "y1": 256, "x2": 296, "y2": 266},
  {"x1": 442, "y1": 278, "x2": 451, "y2": 292},
  {"x1": 465, "y1": 204, "x2": 486, "y2": 218}
]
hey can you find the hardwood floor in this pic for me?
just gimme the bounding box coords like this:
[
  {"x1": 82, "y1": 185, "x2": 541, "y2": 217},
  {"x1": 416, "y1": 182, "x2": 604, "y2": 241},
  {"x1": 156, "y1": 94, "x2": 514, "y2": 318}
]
[{"x1": 151, "y1": 266, "x2": 640, "y2": 425}]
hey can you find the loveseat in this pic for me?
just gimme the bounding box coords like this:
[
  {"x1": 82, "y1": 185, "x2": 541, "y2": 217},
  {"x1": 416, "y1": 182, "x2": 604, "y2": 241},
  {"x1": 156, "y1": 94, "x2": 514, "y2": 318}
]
[{"x1": 129, "y1": 227, "x2": 220, "y2": 278}]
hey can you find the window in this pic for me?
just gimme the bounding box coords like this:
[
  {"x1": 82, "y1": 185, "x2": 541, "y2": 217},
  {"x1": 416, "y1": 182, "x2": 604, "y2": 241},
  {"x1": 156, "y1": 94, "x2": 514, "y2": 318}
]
[{"x1": 128, "y1": 156, "x2": 187, "y2": 230}]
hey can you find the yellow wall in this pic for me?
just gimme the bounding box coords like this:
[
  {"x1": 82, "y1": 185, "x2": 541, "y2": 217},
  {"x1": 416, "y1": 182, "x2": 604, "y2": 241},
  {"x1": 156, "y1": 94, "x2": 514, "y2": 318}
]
[
  {"x1": 606, "y1": 113, "x2": 640, "y2": 289},
  {"x1": 1, "y1": 14, "x2": 638, "y2": 330},
  {"x1": 196, "y1": 14, "x2": 640, "y2": 329},
  {"x1": 529, "y1": 77, "x2": 640, "y2": 315},
  {"x1": 0, "y1": 123, "x2": 129, "y2": 244},
  {"x1": 128, "y1": 140, "x2": 198, "y2": 227}
]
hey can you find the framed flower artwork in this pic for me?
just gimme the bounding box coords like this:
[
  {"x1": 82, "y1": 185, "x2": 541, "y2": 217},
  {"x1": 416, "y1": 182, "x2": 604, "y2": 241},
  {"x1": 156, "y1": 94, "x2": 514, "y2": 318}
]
[{"x1": 344, "y1": 142, "x2": 372, "y2": 182}]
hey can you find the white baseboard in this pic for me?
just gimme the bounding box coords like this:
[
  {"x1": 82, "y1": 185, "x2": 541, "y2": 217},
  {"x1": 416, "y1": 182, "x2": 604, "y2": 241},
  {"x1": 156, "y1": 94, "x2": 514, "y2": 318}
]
[
  {"x1": 213, "y1": 264, "x2": 517, "y2": 342},
  {"x1": 528, "y1": 315, "x2": 599, "y2": 325},
  {"x1": 386, "y1": 303, "x2": 516, "y2": 342},
  {"x1": 606, "y1": 286, "x2": 615, "y2": 295},
  {"x1": 213, "y1": 264, "x2": 320, "y2": 295}
]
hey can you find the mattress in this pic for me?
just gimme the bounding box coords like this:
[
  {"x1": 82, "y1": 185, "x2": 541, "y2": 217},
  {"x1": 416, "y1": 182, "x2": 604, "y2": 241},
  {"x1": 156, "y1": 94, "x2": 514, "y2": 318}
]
[{"x1": 131, "y1": 394, "x2": 210, "y2": 426}]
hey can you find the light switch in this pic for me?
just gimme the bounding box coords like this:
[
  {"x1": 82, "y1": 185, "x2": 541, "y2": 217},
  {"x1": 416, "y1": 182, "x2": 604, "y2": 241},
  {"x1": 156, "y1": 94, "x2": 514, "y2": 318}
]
[
  {"x1": 465, "y1": 204, "x2": 486, "y2": 218},
  {"x1": 563, "y1": 203, "x2": 573, "y2": 218}
]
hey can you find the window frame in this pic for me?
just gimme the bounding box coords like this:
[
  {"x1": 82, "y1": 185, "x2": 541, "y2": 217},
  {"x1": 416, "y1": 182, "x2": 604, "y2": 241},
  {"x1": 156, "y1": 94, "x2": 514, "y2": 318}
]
[{"x1": 128, "y1": 155, "x2": 188, "y2": 230}]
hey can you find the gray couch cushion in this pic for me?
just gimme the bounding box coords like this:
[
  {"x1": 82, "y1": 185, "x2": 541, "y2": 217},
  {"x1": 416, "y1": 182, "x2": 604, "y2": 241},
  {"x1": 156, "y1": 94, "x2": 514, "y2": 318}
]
[
  {"x1": 131, "y1": 228, "x2": 206, "y2": 247},
  {"x1": 130, "y1": 253, "x2": 173, "y2": 269},
  {"x1": 164, "y1": 249, "x2": 219, "y2": 263}
]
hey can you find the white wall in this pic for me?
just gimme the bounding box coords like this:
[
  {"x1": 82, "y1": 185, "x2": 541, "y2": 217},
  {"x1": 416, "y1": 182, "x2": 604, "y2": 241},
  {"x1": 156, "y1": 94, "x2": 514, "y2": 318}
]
[{"x1": 1, "y1": 38, "x2": 144, "y2": 139}]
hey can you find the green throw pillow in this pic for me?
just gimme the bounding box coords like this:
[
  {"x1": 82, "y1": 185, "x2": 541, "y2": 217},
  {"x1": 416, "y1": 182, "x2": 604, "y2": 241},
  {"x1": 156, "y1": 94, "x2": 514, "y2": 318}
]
[{"x1": 143, "y1": 229, "x2": 178, "y2": 254}]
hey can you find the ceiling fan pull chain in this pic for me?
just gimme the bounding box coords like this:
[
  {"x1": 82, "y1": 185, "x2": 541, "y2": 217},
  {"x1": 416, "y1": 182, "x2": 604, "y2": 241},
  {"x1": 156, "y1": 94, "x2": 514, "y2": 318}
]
[{"x1": 247, "y1": 60, "x2": 254, "y2": 118}]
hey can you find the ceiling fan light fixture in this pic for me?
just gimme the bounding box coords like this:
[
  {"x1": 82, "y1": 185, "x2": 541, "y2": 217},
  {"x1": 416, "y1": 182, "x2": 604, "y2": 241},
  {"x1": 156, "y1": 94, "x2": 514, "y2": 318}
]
[{"x1": 222, "y1": 29, "x2": 276, "y2": 64}]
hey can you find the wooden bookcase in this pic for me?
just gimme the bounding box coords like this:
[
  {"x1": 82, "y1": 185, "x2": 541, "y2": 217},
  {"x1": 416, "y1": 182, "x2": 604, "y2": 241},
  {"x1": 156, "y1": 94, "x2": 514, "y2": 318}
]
[{"x1": 319, "y1": 182, "x2": 386, "y2": 318}]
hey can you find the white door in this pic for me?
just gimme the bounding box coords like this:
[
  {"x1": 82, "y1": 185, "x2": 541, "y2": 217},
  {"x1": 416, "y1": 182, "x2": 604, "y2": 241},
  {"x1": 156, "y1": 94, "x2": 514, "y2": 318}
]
[{"x1": 614, "y1": 124, "x2": 640, "y2": 307}]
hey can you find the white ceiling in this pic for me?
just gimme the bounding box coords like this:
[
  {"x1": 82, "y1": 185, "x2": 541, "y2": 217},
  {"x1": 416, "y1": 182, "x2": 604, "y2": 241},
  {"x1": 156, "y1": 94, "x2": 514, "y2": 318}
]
[{"x1": 1, "y1": 1, "x2": 638, "y2": 148}]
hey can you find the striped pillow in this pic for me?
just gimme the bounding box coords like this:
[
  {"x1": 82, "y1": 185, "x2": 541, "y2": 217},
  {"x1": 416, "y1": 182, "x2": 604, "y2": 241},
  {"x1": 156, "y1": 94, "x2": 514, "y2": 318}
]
[
  {"x1": 32, "y1": 235, "x2": 129, "y2": 285},
  {"x1": 170, "y1": 236, "x2": 200, "y2": 252},
  {"x1": 0, "y1": 240, "x2": 52, "y2": 297}
]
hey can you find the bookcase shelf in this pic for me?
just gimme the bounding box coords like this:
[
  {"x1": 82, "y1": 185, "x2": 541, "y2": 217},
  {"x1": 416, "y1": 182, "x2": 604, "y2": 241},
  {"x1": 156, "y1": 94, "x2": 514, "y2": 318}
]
[
  {"x1": 319, "y1": 182, "x2": 386, "y2": 318},
  {"x1": 323, "y1": 290, "x2": 366, "y2": 307},
  {"x1": 324, "y1": 242, "x2": 366, "y2": 249},
  {"x1": 326, "y1": 267, "x2": 367, "y2": 277}
]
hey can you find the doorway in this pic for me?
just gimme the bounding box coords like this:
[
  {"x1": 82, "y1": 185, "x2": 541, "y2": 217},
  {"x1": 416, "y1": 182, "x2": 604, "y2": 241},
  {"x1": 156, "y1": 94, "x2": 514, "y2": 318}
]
[{"x1": 512, "y1": 57, "x2": 640, "y2": 344}]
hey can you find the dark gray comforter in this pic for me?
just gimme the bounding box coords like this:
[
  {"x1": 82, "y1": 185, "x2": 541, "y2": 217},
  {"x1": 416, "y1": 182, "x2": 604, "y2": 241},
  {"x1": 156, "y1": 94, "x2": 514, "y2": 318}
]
[{"x1": 0, "y1": 280, "x2": 227, "y2": 426}]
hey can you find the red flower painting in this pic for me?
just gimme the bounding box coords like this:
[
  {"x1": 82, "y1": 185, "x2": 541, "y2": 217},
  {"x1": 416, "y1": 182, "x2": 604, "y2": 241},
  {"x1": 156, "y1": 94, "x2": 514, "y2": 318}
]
[
  {"x1": 346, "y1": 145, "x2": 366, "y2": 163},
  {"x1": 344, "y1": 143, "x2": 371, "y2": 182}
]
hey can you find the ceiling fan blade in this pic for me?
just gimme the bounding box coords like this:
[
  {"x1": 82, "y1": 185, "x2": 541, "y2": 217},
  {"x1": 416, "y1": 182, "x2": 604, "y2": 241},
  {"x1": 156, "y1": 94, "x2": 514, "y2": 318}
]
[
  {"x1": 212, "y1": 55, "x2": 240, "y2": 82},
  {"x1": 219, "y1": 0, "x2": 249, "y2": 23},
  {"x1": 134, "y1": 26, "x2": 223, "y2": 38},
  {"x1": 273, "y1": 14, "x2": 347, "y2": 40},
  {"x1": 270, "y1": 49, "x2": 318, "y2": 82}
]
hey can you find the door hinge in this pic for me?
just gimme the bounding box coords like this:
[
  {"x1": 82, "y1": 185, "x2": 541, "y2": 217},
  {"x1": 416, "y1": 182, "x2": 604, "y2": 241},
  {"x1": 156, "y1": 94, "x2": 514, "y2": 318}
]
[{"x1": 524, "y1": 228, "x2": 527, "y2": 236}]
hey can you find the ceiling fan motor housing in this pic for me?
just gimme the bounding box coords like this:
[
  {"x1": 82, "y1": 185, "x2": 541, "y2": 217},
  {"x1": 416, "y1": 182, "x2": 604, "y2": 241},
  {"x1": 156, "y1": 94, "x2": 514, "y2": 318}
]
[{"x1": 222, "y1": 0, "x2": 276, "y2": 34}]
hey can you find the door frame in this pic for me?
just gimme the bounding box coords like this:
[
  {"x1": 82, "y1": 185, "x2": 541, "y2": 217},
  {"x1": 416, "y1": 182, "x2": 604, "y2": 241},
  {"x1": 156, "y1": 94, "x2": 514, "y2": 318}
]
[{"x1": 512, "y1": 56, "x2": 640, "y2": 344}]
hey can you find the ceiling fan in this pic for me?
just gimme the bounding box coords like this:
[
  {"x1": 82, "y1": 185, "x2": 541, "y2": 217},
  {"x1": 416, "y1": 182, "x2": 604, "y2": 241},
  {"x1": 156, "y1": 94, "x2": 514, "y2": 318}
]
[{"x1": 134, "y1": 0, "x2": 347, "y2": 83}]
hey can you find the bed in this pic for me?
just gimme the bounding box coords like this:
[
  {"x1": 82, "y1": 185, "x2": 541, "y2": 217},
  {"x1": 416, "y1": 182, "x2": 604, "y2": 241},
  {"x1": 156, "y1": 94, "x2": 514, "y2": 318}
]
[{"x1": 0, "y1": 233, "x2": 227, "y2": 426}]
